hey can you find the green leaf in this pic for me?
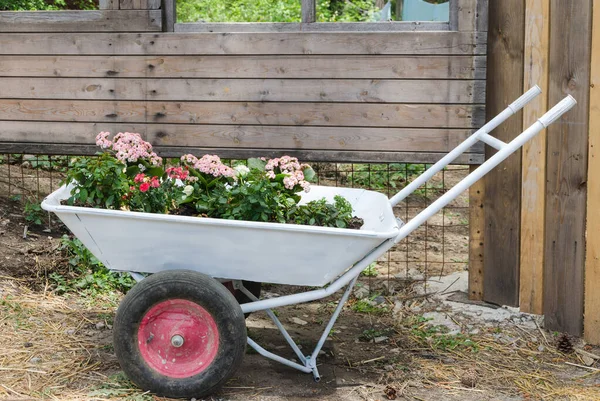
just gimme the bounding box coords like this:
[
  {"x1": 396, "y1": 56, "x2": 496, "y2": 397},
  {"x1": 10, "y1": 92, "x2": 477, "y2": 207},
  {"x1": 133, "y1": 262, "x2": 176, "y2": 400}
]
[
  {"x1": 303, "y1": 166, "x2": 316, "y2": 182},
  {"x1": 336, "y1": 219, "x2": 346, "y2": 228},
  {"x1": 147, "y1": 167, "x2": 164, "y2": 177},
  {"x1": 79, "y1": 188, "x2": 88, "y2": 203},
  {"x1": 248, "y1": 158, "x2": 267, "y2": 171},
  {"x1": 125, "y1": 165, "x2": 140, "y2": 177}
]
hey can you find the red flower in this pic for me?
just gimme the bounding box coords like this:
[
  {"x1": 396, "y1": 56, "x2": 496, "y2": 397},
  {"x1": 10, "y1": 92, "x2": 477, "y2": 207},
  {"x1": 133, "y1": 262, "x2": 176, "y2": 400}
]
[
  {"x1": 134, "y1": 173, "x2": 146, "y2": 183},
  {"x1": 150, "y1": 176, "x2": 160, "y2": 188},
  {"x1": 139, "y1": 182, "x2": 150, "y2": 192}
]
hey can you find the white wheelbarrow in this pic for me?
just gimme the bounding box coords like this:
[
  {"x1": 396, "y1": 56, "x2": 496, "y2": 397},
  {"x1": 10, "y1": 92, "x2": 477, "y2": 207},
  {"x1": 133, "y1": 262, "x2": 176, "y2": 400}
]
[{"x1": 42, "y1": 87, "x2": 575, "y2": 399}]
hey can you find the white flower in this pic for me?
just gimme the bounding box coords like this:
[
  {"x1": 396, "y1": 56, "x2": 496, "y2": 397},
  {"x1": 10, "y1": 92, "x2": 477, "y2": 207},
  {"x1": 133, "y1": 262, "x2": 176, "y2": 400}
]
[
  {"x1": 224, "y1": 183, "x2": 233, "y2": 191},
  {"x1": 182, "y1": 185, "x2": 194, "y2": 197},
  {"x1": 234, "y1": 165, "x2": 250, "y2": 177},
  {"x1": 138, "y1": 164, "x2": 146, "y2": 172}
]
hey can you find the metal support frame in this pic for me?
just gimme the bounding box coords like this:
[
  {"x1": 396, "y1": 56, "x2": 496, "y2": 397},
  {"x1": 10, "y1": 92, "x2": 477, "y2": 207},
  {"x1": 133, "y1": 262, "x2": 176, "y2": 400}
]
[{"x1": 237, "y1": 277, "x2": 358, "y2": 381}]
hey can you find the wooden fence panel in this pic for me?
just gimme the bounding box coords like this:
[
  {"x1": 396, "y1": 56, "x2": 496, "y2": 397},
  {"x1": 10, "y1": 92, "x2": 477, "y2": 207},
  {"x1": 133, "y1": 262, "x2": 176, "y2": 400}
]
[
  {"x1": 483, "y1": 0, "x2": 525, "y2": 307},
  {"x1": 543, "y1": 0, "x2": 592, "y2": 336},
  {"x1": 519, "y1": 0, "x2": 549, "y2": 315},
  {"x1": 584, "y1": 0, "x2": 600, "y2": 344}
]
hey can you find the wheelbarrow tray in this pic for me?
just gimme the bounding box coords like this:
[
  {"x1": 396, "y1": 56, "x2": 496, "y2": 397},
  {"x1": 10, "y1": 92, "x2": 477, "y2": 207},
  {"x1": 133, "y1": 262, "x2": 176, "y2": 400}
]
[{"x1": 42, "y1": 184, "x2": 400, "y2": 287}]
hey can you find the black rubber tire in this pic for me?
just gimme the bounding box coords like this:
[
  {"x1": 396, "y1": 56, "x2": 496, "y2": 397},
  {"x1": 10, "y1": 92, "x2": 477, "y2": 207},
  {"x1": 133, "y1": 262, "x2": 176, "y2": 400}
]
[{"x1": 113, "y1": 270, "x2": 247, "y2": 399}]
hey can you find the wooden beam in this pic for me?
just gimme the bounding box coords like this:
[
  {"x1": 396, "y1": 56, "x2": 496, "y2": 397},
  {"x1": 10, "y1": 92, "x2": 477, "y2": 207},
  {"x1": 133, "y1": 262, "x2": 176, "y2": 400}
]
[
  {"x1": 0, "y1": 121, "x2": 482, "y2": 155},
  {"x1": 0, "y1": 11, "x2": 161, "y2": 32},
  {"x1": 175, "y1": 21, "x2": 450, "y2": 32},
  {"x1": 483, "y1": 0, "x2": 525, "y2": 307},
  {"x1": 519, "y1": 0, "x2": 549, "y2": 315},
  {"x1": 0, "y1": 77, "x2": 485, "y2": 104},
  {"x1": 584, "y1": 0, "x2": 600, "y2": 345},
  {"x1": 301, "y1": 0, "x2": 316, "y2": 23},
  {"x1": 543, "y1": 0, "x2": 592, "y2": 337},
  {"x1": 0, "y1": 142, "x2": 483, "y2": 164},
  {"x1": 120, "y1": 0, "x2": 159, "y2": 8},
  {"x1": 0, "y1": 55, "x2": 487, "y2": 80},
  {"x1": 469, "y1": 164, "x2": 485, "y2": 301},
  {"x1": 162, "y1": 0, "x2": 176, "y2": 32},
  {"x1": 0, "y1": 99, "x2": 484, "y2": 129},
  {"x1": 99, "y1": 0, "x2": 119, "y2": 9},
  {"x1": 0, "y1": 32, "x2": 486, "y2": 55}
]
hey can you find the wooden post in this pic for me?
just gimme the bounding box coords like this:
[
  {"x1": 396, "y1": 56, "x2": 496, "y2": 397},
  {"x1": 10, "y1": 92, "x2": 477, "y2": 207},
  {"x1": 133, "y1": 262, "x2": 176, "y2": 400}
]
[
  {"x1": 469, "y1": 165, "x2": 485, "y2": 300},
  {"x1": 543, "y1": 0, "x2": 592, "y2": 336},
  {"x1": 99, "y1": 0, "x2": 119, "y2": 9},
  {"x1": 519, "y1": 0, "x2": 549, "y2": 315},
  {"x1": 302, "y1": 0, "x2": 316, "y2": 23},
  {"x1": 483, "y1": 0, "x2": 525, "y2": 307},
  {"x1": 584, "y1": 0, "x2": 600, "y2": 345},
  {"x1": 162, "y1": 0, "x2": 176, "y2": 32}
]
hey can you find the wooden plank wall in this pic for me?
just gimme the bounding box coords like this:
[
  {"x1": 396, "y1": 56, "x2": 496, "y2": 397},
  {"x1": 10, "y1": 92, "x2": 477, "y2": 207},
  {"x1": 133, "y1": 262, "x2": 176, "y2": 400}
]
[
  {"x1": 485, "y1": 1, "x2": 594, "y2": 338},
  {"x1": 483, "y1": 0, "x2": 524, "y2": 307},
  {"x1": 0, "y1": 1, "x2": 487, "y2": 163},
  {"x1": 584, "y1": 1, "x2": 600, "y2": 344},
  {"x1": 519, "y1": 0, "x2": 549, "y2": 315},
  {"x1": 543, "y1": 0, "x2": 592, "y2": 337}
]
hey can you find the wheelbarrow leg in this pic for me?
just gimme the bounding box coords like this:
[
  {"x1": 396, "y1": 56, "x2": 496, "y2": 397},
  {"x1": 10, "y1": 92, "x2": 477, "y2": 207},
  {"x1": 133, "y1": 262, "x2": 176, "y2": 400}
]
[{"x1": 237, "y1": 276, "x2": 359, "y2": 382}]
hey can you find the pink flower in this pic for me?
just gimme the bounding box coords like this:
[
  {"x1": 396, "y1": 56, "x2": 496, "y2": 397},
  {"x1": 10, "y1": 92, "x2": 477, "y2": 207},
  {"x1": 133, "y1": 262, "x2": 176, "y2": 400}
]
[
  {"x1": 139, "y1": 182, "x2": 150, "y2": 192},
  {"x1": 150, "y1": 176, "x2": 160, "y2": 188},
  {"x1": 134, "y1": 173, "x2": 146, "y2": 183},
  {"x1": 166, "y1": 167, "x2": 188, "y2": 180}
]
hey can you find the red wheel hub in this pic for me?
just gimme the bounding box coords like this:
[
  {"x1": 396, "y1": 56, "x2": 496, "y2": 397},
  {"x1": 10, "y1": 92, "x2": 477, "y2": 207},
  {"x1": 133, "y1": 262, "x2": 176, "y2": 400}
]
[{"x1": 137, "y1": 299, "x2": 219, "y2": 378}]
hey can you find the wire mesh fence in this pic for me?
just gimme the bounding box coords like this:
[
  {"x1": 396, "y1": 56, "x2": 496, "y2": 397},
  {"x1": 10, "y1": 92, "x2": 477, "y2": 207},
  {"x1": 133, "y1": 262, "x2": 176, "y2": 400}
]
[{"x1": 0, "y1": 153, "x2": 470, "y2": 292}]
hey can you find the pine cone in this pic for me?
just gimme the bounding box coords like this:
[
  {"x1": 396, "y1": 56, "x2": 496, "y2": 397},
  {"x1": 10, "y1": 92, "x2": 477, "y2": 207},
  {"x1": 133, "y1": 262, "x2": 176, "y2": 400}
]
[
  {"x1": 460, "y1": 368, "x2": 478, "y2": 388},
  {"x1": 557, "y1": 333, "x2": 574, "y2": 354},
  {"x1": 384, "y1": 385, "x2": 397, "y2": 400}
]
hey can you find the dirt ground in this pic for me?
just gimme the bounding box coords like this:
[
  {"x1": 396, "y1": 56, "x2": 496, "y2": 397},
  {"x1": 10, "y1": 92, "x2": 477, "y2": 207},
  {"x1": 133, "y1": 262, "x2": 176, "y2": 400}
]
[{"x1": 2, "y1": 193, "x2": 600, "y2": 401}]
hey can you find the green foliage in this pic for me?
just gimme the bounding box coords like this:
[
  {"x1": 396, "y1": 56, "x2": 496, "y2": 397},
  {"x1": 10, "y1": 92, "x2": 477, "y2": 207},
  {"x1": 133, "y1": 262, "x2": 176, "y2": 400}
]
[
  {"x1": 0, "y1": 0, "x2": 96, "y2": 10},
  {"x1": 24, "y1": 200, "x2": 45, "y2": 226},
  {"x1": 359, "y1": 327, "x2": 394, "y2": 341},
  {"x1": 200, "y1": 169, "x2": 298, "y2": 223},
  {"x1": 63, "y1": 153, "x2": 131, "y2": 210},
  {"x1": 361, "y1": 262, "x2": 379, "y2": 277},
  {"x1": 351, "y1": 295, "x2": 389, "y2": 314},
  {"x1": 345, "y1": 163, "x2": 423, "y2": 191},
  {"x1": 176, "y1": 0, "x2": 380, "y2": 23},
  {"x1": 289, "y1": 195, "x2": 357, "y2": 228},
  {"x1": 50, "y1": 235, "x2": 135, "y2": 295},
  {"x1": 408, "y1": 315, "x2": 479, "y2": 352}
]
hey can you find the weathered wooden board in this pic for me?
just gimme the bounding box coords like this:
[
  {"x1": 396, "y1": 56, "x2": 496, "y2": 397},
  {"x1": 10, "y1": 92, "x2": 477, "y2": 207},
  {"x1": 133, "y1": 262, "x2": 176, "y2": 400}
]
[
  {"x1": 0, "y1": 11, "x2": 161, "y2": 32},
  {"x1": 483, "y1": 0, "x2": 524, "y2": 307},
  {"x1": 0, "y1": 78, "x2": 485, "y2": 104},
  {"x1": 99, "y1": 0, "x2": 119, "y2": 9},
  {"x1": 0, "y1": 32, "x2": 487, "y2": 55},
  {"x1": 584, "y1": 0, "x2": 600, "y2": 345},
  {"x1": 162, "y1": 0, "x2": 176, "y2": 32},
  {"x1": 0, "y1": 121, "x2": 482, "y2": 154},
  {"x1": 175, "y1": 22, "x2": 450, "y2": 32},
  {"x1": 469, "y1": 164, "x2": 485, "y2": 301},
  {"x1": 0, "y1": 100, "x2": 484, "y2": 128},
  {"x1": 0, "y1": 142, "x2": 483, "y2": 164},
  {"x1": 543, "y1": 0, "x2": 592, "y2": 337},
  {"x1": 301, "y1": 0, "x2": 316, "y2": 23},
  {"x1": 0, "y1": 55, "x2": 486, "y2": 79},
  {"x1": 520, "y1": 0, "x2": 549, "y2": 315},
  {"x1": 120, "y1": 0, "x2": 158, "y2": 9}
]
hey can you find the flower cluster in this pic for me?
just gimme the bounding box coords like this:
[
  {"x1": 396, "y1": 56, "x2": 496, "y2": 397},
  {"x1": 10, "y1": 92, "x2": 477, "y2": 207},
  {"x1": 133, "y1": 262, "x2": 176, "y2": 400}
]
[
  {"x1": 265, "y1": 156, "x2": 311, "y2": 192},
  {"x1": 166, "y1": 166, "x2": 189, "y2": 181},
  {"x1": 134, "y1": 173, "x2": 160, "y2": 193},
  {"x1": 181, "y1": 154, "x2": 236, "y2": 179},
  {"x1": 95, "y1": 132, "x2": 162, "y2": 166}
]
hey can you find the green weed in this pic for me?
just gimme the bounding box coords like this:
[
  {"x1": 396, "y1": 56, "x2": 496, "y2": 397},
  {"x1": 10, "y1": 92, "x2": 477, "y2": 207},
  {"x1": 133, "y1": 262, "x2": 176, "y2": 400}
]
[
  {"x1": 351, "y1": 295, "x2": 389, "y2": 315},
  {"x1": 361, "y1": 262, "x2": 379, "y2": 277},
  {"x1": 49, "y1": 235, "x2": 135, "y2": 295},
  {"x1": 24, "y1": 200, "x2": 45, "y2": 226}
]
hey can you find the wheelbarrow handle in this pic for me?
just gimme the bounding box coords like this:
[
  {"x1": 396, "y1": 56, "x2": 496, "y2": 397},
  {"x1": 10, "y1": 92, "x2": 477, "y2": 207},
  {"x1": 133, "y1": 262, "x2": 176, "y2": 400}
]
[{"x1": 389, "y1": 85, "x2": 542, "y2": 207}]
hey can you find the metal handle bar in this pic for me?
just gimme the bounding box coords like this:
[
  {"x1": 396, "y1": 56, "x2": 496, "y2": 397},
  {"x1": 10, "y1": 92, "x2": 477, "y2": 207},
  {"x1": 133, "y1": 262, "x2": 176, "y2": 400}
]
[
  {"x1": 389, "y1": 85, "x2": 542, "y2": 207},
  {"x1": 392, "y1": 94, "x2": 577, "y2": 244}
]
